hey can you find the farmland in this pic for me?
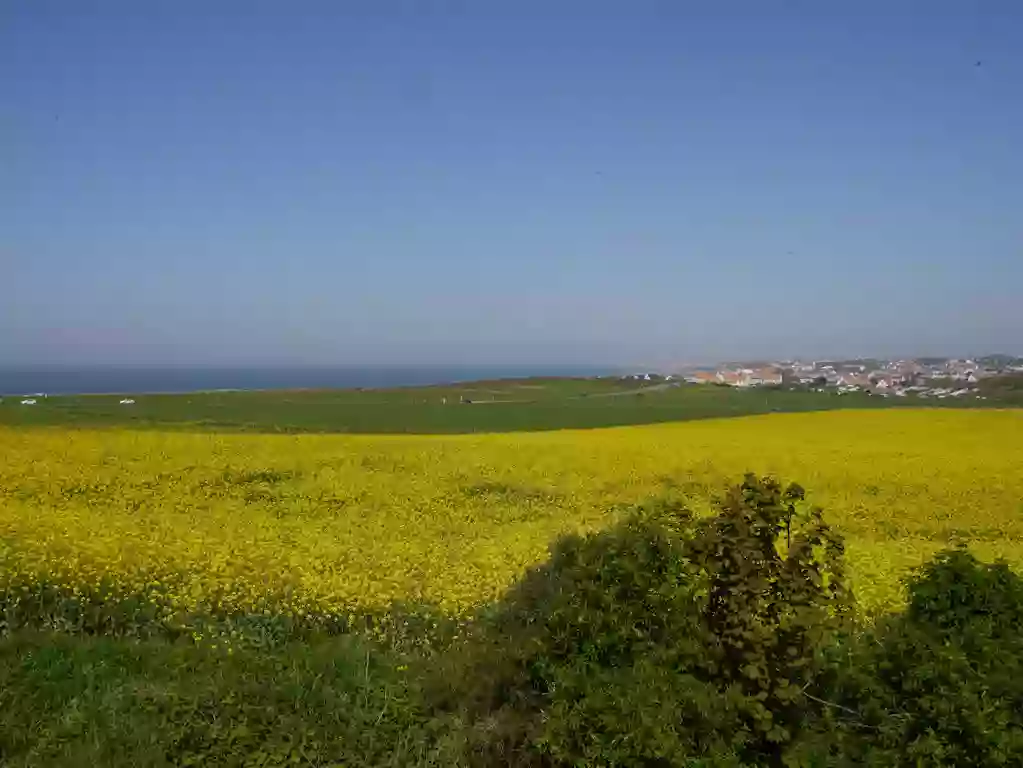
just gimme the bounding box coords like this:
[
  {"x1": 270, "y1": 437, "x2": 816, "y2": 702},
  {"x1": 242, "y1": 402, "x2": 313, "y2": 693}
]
[
  {"x1": 3, "y1": 408, "x2": 1023, "y2": 765},
  {"x1": 0, "y1": 376, "x2": 1006, "y2": 434},
  {"x1": 3, "y1": 409, "x2": 1021, "y2": 623}
]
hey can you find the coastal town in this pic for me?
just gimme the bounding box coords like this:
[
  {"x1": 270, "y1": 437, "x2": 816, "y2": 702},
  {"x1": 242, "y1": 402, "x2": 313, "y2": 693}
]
[{"x1": 631, "y1": 355, "x2": 1023, "y2": 400}]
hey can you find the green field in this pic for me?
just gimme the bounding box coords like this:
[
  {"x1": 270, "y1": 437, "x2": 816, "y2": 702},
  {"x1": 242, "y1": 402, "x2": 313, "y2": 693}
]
[{"x1": 0, "y1": 376, "x2": 1003, "y2": 433}]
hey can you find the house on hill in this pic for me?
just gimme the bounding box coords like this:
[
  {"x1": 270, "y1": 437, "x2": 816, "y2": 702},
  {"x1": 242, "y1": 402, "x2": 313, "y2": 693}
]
[
  {"x1": 687, "y1": 371, "x2": 719, "y2": 384},
  {"x1": 719, "y1": 371, "x2": 748, "y2": 387},
  {"x1": 838, "y1": 373, "x2": 871, "y2": 390},
  {"x1": 749, "y1": 368, "x2": 783, "y2": 386}
]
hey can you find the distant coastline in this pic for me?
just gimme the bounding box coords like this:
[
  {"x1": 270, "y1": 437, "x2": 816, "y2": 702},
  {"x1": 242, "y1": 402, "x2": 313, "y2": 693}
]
[{"x1": 0, "y1": 365, "x2": 615, "y2": 397}]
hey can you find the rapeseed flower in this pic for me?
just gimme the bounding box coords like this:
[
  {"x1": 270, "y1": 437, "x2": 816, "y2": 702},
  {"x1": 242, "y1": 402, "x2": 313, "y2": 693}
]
[{"x1": 1, "y1": 410, "x2": 1020, "y2": 640}]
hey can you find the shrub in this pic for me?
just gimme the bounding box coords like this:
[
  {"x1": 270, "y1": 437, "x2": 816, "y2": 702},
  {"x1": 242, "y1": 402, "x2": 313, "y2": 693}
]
[
  {"x1": 688, "y1": 474, "x2": 851, "y2": 761},
  {"x1": 431, "y1": 475, "x2": 852, "y2": 766},
  {"x1": 803, "y1": 548, "x2": 1023, "y2": 766},
  {"x1": 905, "y1": 546, "x2": 1023, "y2": 643},
  {"x1": 427, "y1": 498, "x2": 708, "y2": 766}
]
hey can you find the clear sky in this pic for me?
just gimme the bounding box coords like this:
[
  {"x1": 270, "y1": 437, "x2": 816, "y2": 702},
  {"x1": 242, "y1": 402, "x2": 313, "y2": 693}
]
[{"x1": 3, "y1": 1, "x2": 1021, "y2": 368}]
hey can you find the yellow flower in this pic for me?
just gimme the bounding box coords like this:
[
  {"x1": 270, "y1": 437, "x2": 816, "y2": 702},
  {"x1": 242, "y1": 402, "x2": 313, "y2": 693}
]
[{"x1": 1, "y1": 410, "x2": 1021, "y2": 627}]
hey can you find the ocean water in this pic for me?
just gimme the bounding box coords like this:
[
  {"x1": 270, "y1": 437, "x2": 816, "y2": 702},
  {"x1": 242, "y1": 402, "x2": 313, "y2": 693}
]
[{"x1": 0, "y1": 365, "x2": 613, "y2": 396}]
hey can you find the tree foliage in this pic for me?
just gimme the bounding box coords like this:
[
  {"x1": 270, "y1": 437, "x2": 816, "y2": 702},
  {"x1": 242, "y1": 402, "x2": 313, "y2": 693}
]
[
  {"x1": 429, "y1": 475, "x2": 857, "y2": 766},
  {"x1": 429, "y1": 475, "x2": 1023, "y2": 767}
]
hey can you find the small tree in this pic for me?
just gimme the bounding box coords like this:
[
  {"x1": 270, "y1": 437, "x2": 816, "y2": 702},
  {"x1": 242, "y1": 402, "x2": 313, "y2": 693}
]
[
  {"x1": 432, "y1": 475, "x2": 851, "y2": 766},
  {"x1": 692, "y1": 474, "x2": 850, "y2": 758}
]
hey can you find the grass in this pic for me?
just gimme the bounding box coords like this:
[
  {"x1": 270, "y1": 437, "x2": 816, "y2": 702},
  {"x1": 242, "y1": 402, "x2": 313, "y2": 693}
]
[
  {"x1": 0, "y1": 377, "x2": 1007, "y2": 433},
  {"x1": 0, "y1": 631, "x2": 445, "y2": 767}
]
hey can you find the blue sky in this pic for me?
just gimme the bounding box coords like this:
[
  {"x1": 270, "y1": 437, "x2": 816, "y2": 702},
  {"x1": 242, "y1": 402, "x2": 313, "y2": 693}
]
[{"x1": 3, "y1": 0, "x2": 1021, "y2": 367}]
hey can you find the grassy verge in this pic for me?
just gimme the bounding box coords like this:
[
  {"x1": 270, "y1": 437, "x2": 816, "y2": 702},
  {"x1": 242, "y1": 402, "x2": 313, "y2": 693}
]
[{"x1": 0, "y1": 631, "x2": 447, "y2": 767}]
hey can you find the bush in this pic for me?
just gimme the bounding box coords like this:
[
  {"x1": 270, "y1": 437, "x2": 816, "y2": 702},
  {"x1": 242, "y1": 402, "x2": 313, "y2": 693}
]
[
  {"x1": 906, "y1": 546, "x2": 1023, "y2": 642},
  {"x1": 688, "y1": 474, "x2": 852, "y2": 761},
  {"x1": 431, "y1": 475, "x2": 853, "y2": 766},
  {"x1": 426, "y1": 498, "x2": 708, "y2": 766},
  {"x1": 806, "y1": 548, "x2": 1023, "y2": 766},
  {"x1": 433, "y1": 476, "x2": 1023, "y2": 766}
]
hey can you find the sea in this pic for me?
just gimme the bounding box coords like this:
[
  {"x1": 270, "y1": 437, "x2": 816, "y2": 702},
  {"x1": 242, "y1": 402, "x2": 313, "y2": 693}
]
[{"x1": 0, "y1": 365, "x2": 616, "y2": 397}]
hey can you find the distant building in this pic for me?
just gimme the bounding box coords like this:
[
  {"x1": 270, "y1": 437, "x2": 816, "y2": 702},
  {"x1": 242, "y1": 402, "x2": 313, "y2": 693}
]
[
  {"x1": 838, "y1": 373, "x2": 871, "y2": 389},
  {"x1": 719, "y1": 371, "x2": 749, "y2": 387},
  {"x1": 688, "y1": 371, "x2": 719, "y2": 384},
  {"x1": 748, "y1": 367, "x2": 783, "y2": 386}
]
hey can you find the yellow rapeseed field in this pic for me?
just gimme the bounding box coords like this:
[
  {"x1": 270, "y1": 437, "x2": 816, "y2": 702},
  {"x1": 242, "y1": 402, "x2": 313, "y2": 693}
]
[{"x1": 2, "y1": 409, "x2": 1021, "y2": 624}]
